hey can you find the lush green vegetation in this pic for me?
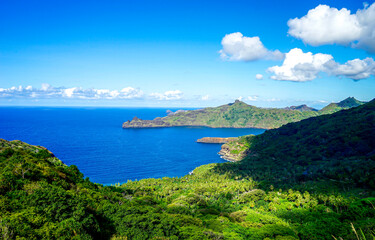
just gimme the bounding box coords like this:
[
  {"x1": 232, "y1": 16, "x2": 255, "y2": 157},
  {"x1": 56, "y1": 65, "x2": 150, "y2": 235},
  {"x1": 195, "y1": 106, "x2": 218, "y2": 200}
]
[
  {"x1": 123, "y1": 97, "x2": 365, "y2": 129},
  {"x1": 216, "y1": 98, "x2": 375, "y2": 189},
  {"x1": 1, "y1": 99, "x2": 374, "y2": 239}
]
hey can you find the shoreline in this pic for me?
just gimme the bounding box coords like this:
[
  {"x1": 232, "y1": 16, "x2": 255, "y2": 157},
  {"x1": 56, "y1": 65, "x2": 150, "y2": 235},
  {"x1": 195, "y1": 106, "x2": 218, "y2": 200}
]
[{"x1": 123, "y1": 125, "x2": 270, "y2": 130}]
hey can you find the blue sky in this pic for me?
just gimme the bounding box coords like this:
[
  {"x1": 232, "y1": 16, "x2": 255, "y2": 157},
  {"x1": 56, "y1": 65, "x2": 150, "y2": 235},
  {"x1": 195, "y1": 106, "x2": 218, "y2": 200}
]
[{"x1": 1, "y1": 0, "x2": 374, "y2": 108}]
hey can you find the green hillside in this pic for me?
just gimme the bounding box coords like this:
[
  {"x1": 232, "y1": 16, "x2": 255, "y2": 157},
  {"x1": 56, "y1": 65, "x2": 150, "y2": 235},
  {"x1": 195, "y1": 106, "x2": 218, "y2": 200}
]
[
  {"x1": 217, "y1": 98, "x2": 375, "y2": 188},
  {"x1": 123, "y1": 97, "x2": 365, "y2": 129},
  {"x1": 1, "y1": 100, "x2": 374, "y2": 239},
  {"x1": 320, "y1": 97, "x2": 366, "y2": 114}
]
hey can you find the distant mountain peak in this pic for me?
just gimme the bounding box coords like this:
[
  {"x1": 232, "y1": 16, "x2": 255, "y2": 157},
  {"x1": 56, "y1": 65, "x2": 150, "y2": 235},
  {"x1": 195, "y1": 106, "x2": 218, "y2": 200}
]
[
  {"x1": 338, "y1": 97, "x2": 364, "y2": 108},
  {"x1": 320, "y1": 97, "x2": 365, "y2": 113},
  {"x1": 228, "y1": 99, "x2": 247, "y2": 106},
  {"x1": 285, "y1": 104, "x2": 318, "y2": 112}
]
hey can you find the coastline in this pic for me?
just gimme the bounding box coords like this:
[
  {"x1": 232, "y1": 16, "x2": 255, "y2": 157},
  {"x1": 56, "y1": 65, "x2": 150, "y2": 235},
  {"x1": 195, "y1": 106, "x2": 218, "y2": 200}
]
[{"x1": 123, "y1": 124, "x2": 270, "y2": 130}]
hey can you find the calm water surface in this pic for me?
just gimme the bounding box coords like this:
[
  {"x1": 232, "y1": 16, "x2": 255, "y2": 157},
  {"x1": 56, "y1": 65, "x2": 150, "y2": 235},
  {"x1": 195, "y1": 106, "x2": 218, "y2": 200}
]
[{"x1": 0, "y1": 107, "x2": 265, "y2": 184}]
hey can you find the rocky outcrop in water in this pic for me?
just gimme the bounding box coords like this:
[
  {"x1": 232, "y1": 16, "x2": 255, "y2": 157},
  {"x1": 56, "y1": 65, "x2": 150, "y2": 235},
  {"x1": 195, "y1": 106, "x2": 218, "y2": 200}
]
[
  {"x1": 197, "y1": 137, "x2": 237, "y2": 144},
  {"x1": 122, "y1": 116, "x2": 171, "y2": 128},
  {"x1": 218, "y1": 144, "x2": 250, "y2": 162},
  {"x1": 217, "y1": 135, "x2": 256, "y2": 162}
]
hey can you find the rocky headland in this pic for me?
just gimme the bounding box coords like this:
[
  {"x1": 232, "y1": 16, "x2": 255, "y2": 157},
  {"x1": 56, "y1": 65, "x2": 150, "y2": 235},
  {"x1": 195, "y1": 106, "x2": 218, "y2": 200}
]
[
  {"x1": 217, "y1": 135, "x2": 255, "y2": 162},
  {"x1": 122, "y1": 116, "x2": 172, "y2": 128},
  {"x1": 196, "y1": 137, "x2": 237, "y2": 144},
  {"x1": 122, "y1": 97, "x2": 364, "y2": 129}
]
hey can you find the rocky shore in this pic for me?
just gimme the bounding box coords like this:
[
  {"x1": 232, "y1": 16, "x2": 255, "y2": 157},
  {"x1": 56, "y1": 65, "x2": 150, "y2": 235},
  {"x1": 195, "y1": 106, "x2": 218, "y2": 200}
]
[
  {"x1": 218, "y1": 144, "x2": 249, "y2": 162},
  {"x1": 122, "y1": 116, "x2": 171, "y2": 128},
  {"x1": 217, "y1": 135, "x2": 255, "y2": 162},
  {"x1": 196, "y1": 137, "x2": 237, "y2": 144}
]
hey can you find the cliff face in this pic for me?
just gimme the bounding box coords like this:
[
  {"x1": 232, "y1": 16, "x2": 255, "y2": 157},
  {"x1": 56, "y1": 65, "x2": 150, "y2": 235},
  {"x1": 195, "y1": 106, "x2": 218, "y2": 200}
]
[
  {"x1": 122, "y1": 98, "x2": 365, "y2": 129},
  {"x1": 122, "y1": 116, "x2": 171, "y2": 128},
  {"x1": 218, "y1": 144, "x2": 249, "y2": 162},
  {"x1": 217, "y1": 135, "x2": 256, "y2": 162},
  {"x1": 197, "y1": 137, "x2": 237, "y2": 144}
]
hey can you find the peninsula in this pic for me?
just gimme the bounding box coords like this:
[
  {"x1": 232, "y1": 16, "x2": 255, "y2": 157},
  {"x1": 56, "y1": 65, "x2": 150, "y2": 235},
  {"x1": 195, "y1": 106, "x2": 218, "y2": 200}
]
[
  {"x1": 123, "y1": 97, "x2": 364, "y2": 129},
  {"x1": 196, "y1": 137, "x2": 237, "y2": 144}
]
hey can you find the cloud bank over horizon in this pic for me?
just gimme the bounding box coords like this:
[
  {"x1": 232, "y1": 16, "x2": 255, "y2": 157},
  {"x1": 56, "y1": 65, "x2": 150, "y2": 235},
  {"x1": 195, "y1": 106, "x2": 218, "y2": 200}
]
[
  {"x1": 0, "y1": 84, "x2": 144, "y2": 100},
  {"x1": 149, "y1": 90, "x2": 183, "y2": 100}
]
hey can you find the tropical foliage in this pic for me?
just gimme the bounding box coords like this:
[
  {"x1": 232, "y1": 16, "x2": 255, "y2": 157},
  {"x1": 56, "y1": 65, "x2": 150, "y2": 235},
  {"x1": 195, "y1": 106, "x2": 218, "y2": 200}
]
[{"x1": 1, "y1": 99, "x2": 374, "y2": 239}]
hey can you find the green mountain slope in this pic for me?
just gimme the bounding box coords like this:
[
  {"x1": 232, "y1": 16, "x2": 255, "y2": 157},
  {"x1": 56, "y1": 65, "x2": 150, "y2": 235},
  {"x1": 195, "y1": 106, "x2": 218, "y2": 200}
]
[
  {"x1": 123, "y1": 97, "x2": 365, "y2": 129},
  {"x1": 1, "y1": 138, "x2": 375, "y2": 239},
  {"x1": 217, "y1": 98, "x2": 375, "y2": 188},
  {"x1": 320, "y1": 97, "x2": 365, "y2": 114},
  {"x1": 1, "y1": 100, "x2": 374, "y2": 239}
]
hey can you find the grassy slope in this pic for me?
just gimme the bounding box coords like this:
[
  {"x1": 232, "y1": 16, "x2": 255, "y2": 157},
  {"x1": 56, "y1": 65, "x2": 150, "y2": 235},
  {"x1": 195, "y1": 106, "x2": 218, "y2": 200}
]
[
  {"x1": 1, "y1": 100, "x2": 375, "y2": 239},
  {"x1": 124, "y1": 97, "x2": 365, "y2": 129},
  {"x1": 164, "y1": 100, "x2": 321, "y2": 129}
]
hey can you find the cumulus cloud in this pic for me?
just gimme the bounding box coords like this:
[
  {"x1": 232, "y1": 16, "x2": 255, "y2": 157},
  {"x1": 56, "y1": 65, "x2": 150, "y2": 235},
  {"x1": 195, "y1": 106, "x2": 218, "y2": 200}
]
[
  {"x1": 288, "y1": 3, "x2": 375, "y2": 53},
  {"x1": 268, "y1": 48, "x2": 375, "y2": 81},
  {"x1": 325, "y1": 57, "x2": 375, "y2": 80},
  {"x1": 219, "y1": 32, "x2": 284, "y2": 61},
  {"x1": 236, "y1": 96, "x2": 244, "y2": 101},
  {"x1": 0, "y1": 84, "x2": 144, "y2": 99},
  {"x1": 255, "y1": 74, "x2": 263, "y2": 80},
  {"x1": 268, "y1": 48, "x2": 333, "y2": 81},
  {"x1": 150, "y1": 90, "x2": 183, "y2": 100}
]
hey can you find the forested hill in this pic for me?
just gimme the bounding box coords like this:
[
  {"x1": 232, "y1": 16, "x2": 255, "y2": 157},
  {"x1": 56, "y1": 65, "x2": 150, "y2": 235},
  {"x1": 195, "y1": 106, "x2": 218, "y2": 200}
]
[
  {"x1": 1, "y1": 97, "x2": 375, "y2": 240},
  {"x1": 123, "y1": 97, "x2": 365, "y2": 129},
  {"x1": 217, "y1": 98, "x2": 375, "y2": 188}
]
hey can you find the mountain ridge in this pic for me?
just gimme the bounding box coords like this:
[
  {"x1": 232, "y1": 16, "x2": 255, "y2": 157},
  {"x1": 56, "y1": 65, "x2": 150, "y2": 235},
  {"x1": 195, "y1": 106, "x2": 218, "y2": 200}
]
[
  {"x1": 123, "y1": 97, "x2": 365, "y2": 129},
  {"x1": 216, "y1": 98, "x2": 375, "y2": 188}
]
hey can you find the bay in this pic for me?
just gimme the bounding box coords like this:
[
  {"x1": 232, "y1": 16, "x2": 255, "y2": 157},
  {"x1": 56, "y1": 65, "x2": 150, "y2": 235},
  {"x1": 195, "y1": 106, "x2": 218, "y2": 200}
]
[{"x1": 0, "y1": 107, "x2": 265, "y2": 184}]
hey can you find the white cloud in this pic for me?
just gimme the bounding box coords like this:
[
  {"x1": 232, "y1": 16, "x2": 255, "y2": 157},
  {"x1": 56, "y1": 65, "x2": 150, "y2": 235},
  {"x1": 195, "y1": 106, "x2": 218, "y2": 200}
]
[
  {"x1": 219, "y1": 32, "x2": 284, "y2": 61},
  {"x1": 201, "y1": 95, "x2": 209, "y2": 100},
  {"x1": 255, "y1": 74, "x2": 263, "y2": 80},
  {"x1": 41, "y1": 83, "x2": 52, "y2": 91},
  {"x1": 62, "y1": 87, "x2": 77, "y2": 98},
  {"x1": 119, "y1": 87, "x2": 144, "y2": 99},
  {"x1": 324, "y1": 57, "x2": 375, "y2": 80},
  {"x1": 0, "y1": 84, "x2": 144, "y2": 100},
  {"x1": 268, "y1": 48, "x2": 375, "y2": 81},
  {"x1": 236, "y1": 96, "x2": 244, "y2": 101},
  {"x1": 247, "y1": 95, "x2": 259, "y2": 101},
  {"x1": 150, "y1": 90, "x2": 183, "y2": 100},
  {"x1": 268, "y1": 48, "x2": 333, "y2": 81},
  {"x1": 355, "y1": 3, "x2": 375, "y2": 52},
  {"x1": 288, "y1": 3, "x2": 375, "y2": 53}
]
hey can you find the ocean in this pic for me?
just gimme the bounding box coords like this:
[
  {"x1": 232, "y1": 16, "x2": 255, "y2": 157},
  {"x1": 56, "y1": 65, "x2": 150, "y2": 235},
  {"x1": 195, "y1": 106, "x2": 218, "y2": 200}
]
[{"x1": 0, "y1": 107, "x2": 265, "y2": 185}]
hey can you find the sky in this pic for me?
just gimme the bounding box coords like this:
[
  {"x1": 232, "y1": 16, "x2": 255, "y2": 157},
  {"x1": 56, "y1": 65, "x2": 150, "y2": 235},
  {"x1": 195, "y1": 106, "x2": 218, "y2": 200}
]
[{"x1": 1, "y1": 0, "x2": 375, "y2": 108}]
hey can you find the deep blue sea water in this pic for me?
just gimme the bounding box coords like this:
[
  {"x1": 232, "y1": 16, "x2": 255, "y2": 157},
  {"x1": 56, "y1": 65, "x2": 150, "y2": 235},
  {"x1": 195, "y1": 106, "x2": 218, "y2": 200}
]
[{"x1": 0, "y1": 107, "x2": 265, "y2": 185}]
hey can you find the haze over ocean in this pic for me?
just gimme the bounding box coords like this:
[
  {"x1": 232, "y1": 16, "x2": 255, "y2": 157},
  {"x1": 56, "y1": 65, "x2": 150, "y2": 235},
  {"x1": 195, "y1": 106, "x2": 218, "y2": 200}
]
[{"x1": 0, "y1": 107, "x2": 265, "y2": 184}]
